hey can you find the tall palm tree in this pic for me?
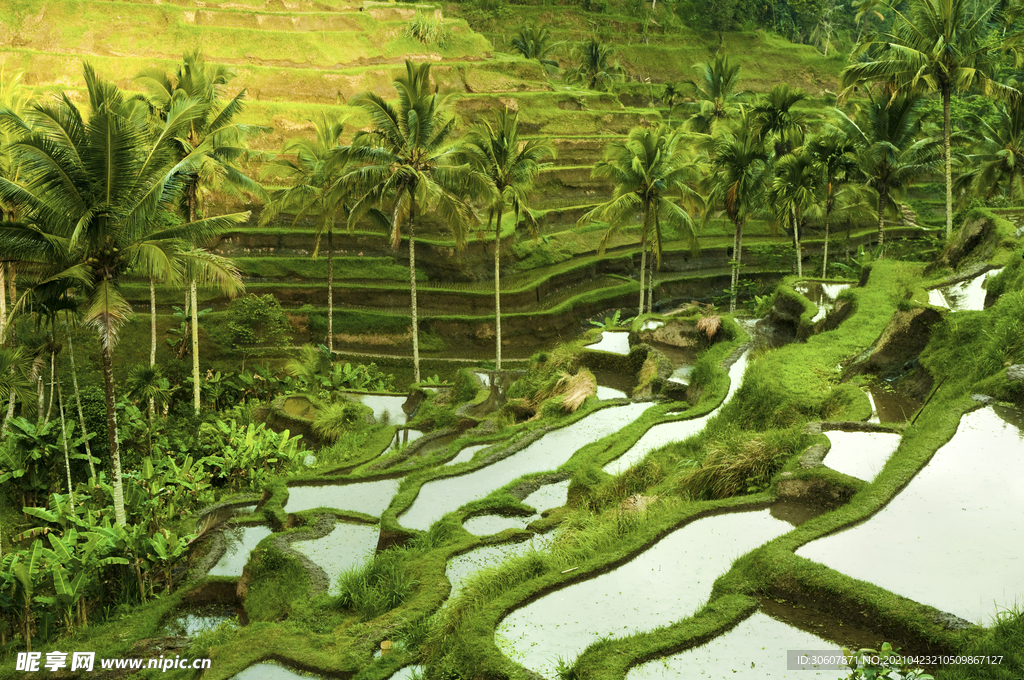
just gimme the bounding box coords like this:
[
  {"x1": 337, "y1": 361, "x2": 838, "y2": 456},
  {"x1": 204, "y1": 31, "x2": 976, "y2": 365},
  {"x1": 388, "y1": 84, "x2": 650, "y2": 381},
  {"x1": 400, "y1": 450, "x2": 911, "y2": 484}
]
[
  {"x1": 677, "y1": 54, "x2": 751, "y2": 135},
  {"x1": 582, "y1": 124, "x2": 702, "y2": 317},
  {"x1": 138, "y1": 50, "x2": 265, "y2": 415},
  {"x1": 457, "y1": 108, "x2": 554, "y2": 370},
  {"x1": 806, "y1": 131, "x2": 858, "y2": 276},
  {"x1": 261, "y1": 116, "x2": 385, "y2": 354},
  {"x1": 752, "y1": 84, "x2": 808, "y2": 158},
  {"x1": 0, "y1": 64, "x2": 247, "y2": 525},
  {"x1": 841, "y1": 0, "x2": 1022, "y2": 237},
  {"x1": 511, "y1": 23, "x2": 561, "y2": 71},
  {"x1": 563, "y1": 38, "x2": 625, "y2": 91},
  {"x1": 705, "y1": 124, "x2": 770, "y2": 313},
  {"x1": 831, "y1": 93, "x2": 942, "y2": 251},
  {"x1": 347, "y1": 60, "x2": 479, "y2": 384},
  {"x1": 768, "y1": 152, "x2": 819, "y2": 278}
]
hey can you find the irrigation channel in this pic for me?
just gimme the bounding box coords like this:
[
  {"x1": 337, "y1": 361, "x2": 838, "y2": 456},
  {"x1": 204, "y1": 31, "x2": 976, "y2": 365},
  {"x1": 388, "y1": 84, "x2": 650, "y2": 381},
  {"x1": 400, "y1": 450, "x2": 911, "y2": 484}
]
[{"x1": 177, "y1": 288, "x2": 1022, "y2": 680}]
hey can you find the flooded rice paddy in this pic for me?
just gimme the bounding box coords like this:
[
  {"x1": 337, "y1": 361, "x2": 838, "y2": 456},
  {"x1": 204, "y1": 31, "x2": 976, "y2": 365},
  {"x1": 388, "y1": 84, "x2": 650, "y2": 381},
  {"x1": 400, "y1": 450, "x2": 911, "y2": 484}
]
[
  {"x1": 822, "y1": 430, "x2": 902, "y2": 481},
  {"x1": 292, "y1": 522, "x2": 380, "y2": 594},
  {"x1": 285, "y1": 478, "x2": 400, "y2": 516},
  {"x1": 399, "y1": 403, "x2": 653, "y2": 531},
  {"x1": 446, "y1": 533, "x2": 558, "y2": 601},
  {"x1": 356, "y1": 394, "x2": 409, "y2": 424},
  {"x1": 797, "y1": 406, "x2": 1024, "y2": 623},
  {"x1": 930, "y1": 269, "x2": 1003, "y2": 311},
  {"x1": 625, "y1": 611, "x2": 840, "y2": 679},
  {"x1": 160, "y1": 603, "x2": 236, "y2": 637},
  {"x1": 230, "y1": 663, "x2": 322, "y2": 679},
  {"x1": 603, "y1": 351, "x2": 749, "y2": 476},
  {"x1": 587, "y1": 331, "x2": 632, "y2": 354},
  {"x1": 793, "y1": 282, "x2": 852, "y2": 322},
  {"x1": 462, "y1": 514, "x2": 536, "y2": 535},
  {"x1": 495, "y1": 509, "x2": 792, "y2": 678},
  {"x1": 209, "y1": 526, "x2": 273, "y2": 577},
  {"x1": 444, "y1": 443, "x2": 490, "y2": 466},
  {"x1": 522, "y1": 480, "x2": 571, "y2": 512}
]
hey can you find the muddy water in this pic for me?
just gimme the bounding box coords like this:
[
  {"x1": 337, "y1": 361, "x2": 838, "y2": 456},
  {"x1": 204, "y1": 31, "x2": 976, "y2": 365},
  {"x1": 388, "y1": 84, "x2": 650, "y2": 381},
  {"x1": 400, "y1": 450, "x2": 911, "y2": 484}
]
[
  {"x1": 822, "y1": 431, "x2": 902, "y2": 481},
  {"x1": 446, "y1": 533, "x2": 558, "y2": 601},
  {"x1": 230, "y1": 664, "x2": 322, "y2": 679},
  {"x1": 495, "y1": 510, "x2": 791, "y2": 679},
  {"x1": 798, "y1": 406, "x2": 1024, "y2": 623},
  {"x1": 160, "y1": 603, "x2": 236, "y2": 637},
  {"x1": 356, "y1": 394, "x2": 408, "y2": 424},
  {"x1": 587, "y1": 331, "x2": 631, "y2": 354},
  {"x1": 283, "y1": 396, "x2": 316, "y2": 418},
  {"x1": 865, "y1": 383, "x2": 921, "y2": 424},
  {"x1": 793, "y1": 282, "x2": 852, "y2": 322},
  {"x1": 523, "y1": 480, "x2": 571, "y2": 512},
  {"x1": 293, "y1": 523, "x2": 379, "y2": 594},
  {"x1": 208, "y1": 526, "x2": 273, "y2": 577},
  {"x1": 286, "y1": 479, "x2": 400, "y2": 516},
  {"x1": 603, "y1": 351, "x2": 749, "y2": 476},
  {"x1": 625, "y1": 611, "x2": 840, "y2": 679},
  {"x1": 399, "y1": 403, "x2": 653, "y2": 531},
  {"x1": 445, "y1": 444, "x2": 490, "y2": 466},
  {"x1": 937, "y1": 269, "x2": 1003, "y2": 311},
  {"x1": 463, "y1": 514, "x2": 537, "y2": 535}
]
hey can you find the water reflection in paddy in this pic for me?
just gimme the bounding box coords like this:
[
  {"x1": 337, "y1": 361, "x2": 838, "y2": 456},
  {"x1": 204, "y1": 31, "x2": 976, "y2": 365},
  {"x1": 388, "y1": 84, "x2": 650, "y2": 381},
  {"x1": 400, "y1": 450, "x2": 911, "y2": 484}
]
[
  {"x1": 603, "y1": 351, "x2": 748, "y2": 476},
  {"x1": 798, "y1": 406, "x2": 1024, "y2": 623},
  {"x1": 495, "y1": 510, "x2": 791, "y2": 678},
  {"x1": 387, "y1": 665, "x2": 424, "y2": 679},
  {"x1": 230, "y1": 663, "x2": 322, "y2": 679},
  {"x1": 356, "y1": 394, "x2": 408, "y2": 424},
  {"x1": 793, "y1": 282, "x2": 852, "y2": 322},
  {"x1": 446, "y1": 533, "x2": 558, "y2": 601},
  {"x1": 286, "y1": 479, "x2": 400, "y2": 516},
  {"x1": 463, "y1": 514, "x2": 536, "y2": 535},
  {"x1": 933, "y1": 269, "x2": 1003, "y2": 311},
  {"x1": 866, "y1": 383, "x2": 921, "y2": 424},
  {"x1": 400, "y1": 403, "x2": 652, "y2": 531},
  {"x1": 292, "y1": 523, "x2": 379, "y2": 594},
  {"x1": 445, "y1": 444, "x2": 489, "y2": 467},
  {"x1": 523, "y1": 480, "x2": 570, "y2": 513},
  {"x1": 587, "y1": 331, "x2": 631, "y2": 354},
  {"x1": 208, "y1": 526, "x2": 273, "y2": 577},
  {"x1": 822, "y1": 430, "x2": 902, "y2": 481},
  {"x1": 160, "y1": 603, "x2": 236, "y2": 637},
  {"x1": 626, "y1": 611, "x2": 839, "y2": 679}
]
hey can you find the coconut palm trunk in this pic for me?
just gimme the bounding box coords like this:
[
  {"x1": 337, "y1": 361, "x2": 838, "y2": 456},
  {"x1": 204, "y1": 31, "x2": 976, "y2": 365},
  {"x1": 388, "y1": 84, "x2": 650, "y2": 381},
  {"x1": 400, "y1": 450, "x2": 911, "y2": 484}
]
[
  {"x1": 792, "y1": 206, "x2": 802, "y2": 277},
  {"x1": 150, "y1": 279, "x2": 156, "y2": 420},
  {"x1": 0, "y1": 263, "x2": 5, "y2": 341},
  {"x1": 943, "y1": 87, "x2": 953, "y2": 238},
  {"x1": 876, "y1": 184, "x2": 887, "y2": 252},
  {"x1": 100, "y1": 343, "x2": 126, "y2": 525},
  {"x1": 56, "y1": 371, "x2": 74, "y2": 503},
  {"x1": 638, "y1": 206, "x2": 648, "y2": 317},
  {"x1": 191, "y1": 279, "x2": 199, "y2": 416},
  {"x1": 494, "y1": 205, "x2": 503, "y2": 370},
  {"x1": 66, "y1": 334, "x2": 95, "y2": 480},
  {"x1": 408, "y1": 198, "x2": 421, "y2": 384},
  {"x1": 327, "y1": 225, "x2": 334, "y2": 353},
  {"x1": 730, "y1": 217, "x2": 743, "y2": 314}
]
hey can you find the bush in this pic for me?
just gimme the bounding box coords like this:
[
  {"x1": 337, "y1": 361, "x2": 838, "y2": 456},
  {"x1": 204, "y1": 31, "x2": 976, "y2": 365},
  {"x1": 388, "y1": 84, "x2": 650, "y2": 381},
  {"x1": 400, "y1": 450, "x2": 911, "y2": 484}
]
[
  {"x1": 336, "y1": 547, "x2": 419, "y2": 620},
  {"x1": 227, "y1": 294, "x2": 293, "y2": 356},
  {"x1": 406, "y1": 12, "x2": 451, "y2": 47}
]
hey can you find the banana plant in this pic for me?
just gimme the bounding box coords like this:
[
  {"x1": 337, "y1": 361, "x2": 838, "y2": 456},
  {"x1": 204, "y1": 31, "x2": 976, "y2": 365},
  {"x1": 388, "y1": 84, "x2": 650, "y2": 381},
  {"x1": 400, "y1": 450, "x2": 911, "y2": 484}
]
[{"x1": 146, "y1": 530, "x2": 193, "y2": 593}]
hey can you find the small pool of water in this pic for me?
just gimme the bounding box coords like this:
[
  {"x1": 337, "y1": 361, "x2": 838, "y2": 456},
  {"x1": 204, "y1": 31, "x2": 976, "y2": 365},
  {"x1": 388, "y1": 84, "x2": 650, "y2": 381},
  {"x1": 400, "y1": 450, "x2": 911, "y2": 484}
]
[
  {"x1": 286, "y1": 479, "x2": 400, "y2": 516},
  {"x1": 446, "y1": 533, "x2": 558, "y2": 602},
  {"x1": 463, "y1": 514, "x2": 537, "y2": 535},
  {"x1": 650, "y1": 342, "x2": 698, "y2": 369},
  {"x1": 822, "y1": 430, "x2": 902, "y2": 481},
  {"x1": 793, "y1": 282, "x2": 851, "y2": 323},
  {"x1": 292, "y1": 522, "x2": 379, "y2": 594},
  {"x1": 604, "y1": 351, "x2": 748, "y2": 476},
  {"x1": 798, "y1": 406, "x2": 1024, "y2": 624},
  {"x1": 208, "y1": 525, "x2": 273, "y2": 577},
  {"x1": 445, "y1": 444, "x2": 490, "y2": 466},
  {"x1": 668, "y1": 365, "x2": 693, "y2": 385},
  {"x1": 590, "y1": 366, "x2": 636, "y2": 400},
  {"x1": 495, "y1": 509, "x2": 792, "y2": 678},
  {"x1": 389, "y1": 428, "x2": 424, "y2": 450},
  {"x1": 400, "y1": 403, "x2": 653, "y2": 531},
  {"x1": 282, "y1": 396, "x2": 316, "y2": 418},
  {"x1": 587, "y1": 331, "x2": 631, "y2": 355},
  {"x1": 160, "y1": 603, "x2": 236, "y2": 637},
  {"x1": 522, "y1": 480, "x2": 571, "y2": 513},
  {"x1": 387, "y1": 665, "x2": 424, "y2": 680},
  {"x1": 641, "y1": 320, "x2": 663, "y2": 331},
  {"x1": 865, "y1": 383, "x2": 921, "y2": 424},
  {"x1": 936, "y1": 269, "x2": 1002, "y2": 311},
  {"x1": 356, "y1": 394, "x2": 408, "y2": 424},
  {"x1": 626, "y1": 611, "x2": 840, "y2": 679},
  {"x1": 230, "y1": 663, "x2": 323, "y2": 679}
]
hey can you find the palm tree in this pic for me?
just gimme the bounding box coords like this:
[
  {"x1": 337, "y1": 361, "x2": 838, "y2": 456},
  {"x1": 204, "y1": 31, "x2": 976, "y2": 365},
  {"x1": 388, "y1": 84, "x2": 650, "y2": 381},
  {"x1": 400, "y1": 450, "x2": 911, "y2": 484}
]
[
  {"x1": 852, "y1": 0, "x2": 887, "y2": 45},
  {"x1": 752, "y1": 84, "x2": 808, "y2": 158},
  {"x1": 841, "y1": 0, "x2": 1021, "y2": 237},
  {"x1": 0, "y1": 64, "x2": 247, "y2": 525},
  {"x1": 347, "y1": 60, "x2": 479, "y2": 384},
  {"x1": 511, "y1": 23, "x2": 561, "y2": 70},
  {"x1": 806, "y1": 131, "x2": 858, "y2": 276},
  {"x1": 563, "y1": 38, "x2": 625, "y2": 91},
  {"x1": 457, "y1": 108, "x2": 554, "y2": 370},
  {"x1": 705, "y1": 124, "x2": 770, "y2": 313},
  {"x1": 959, "y1": 97, "x2": 1024, "y2": 201},
  {"x1": 831, "y1": 93, "x2": 942, "y2": 251},
  {"x1": 261, "y1": 116, "x2": 385, "y2": 354},
  {"x1": 582, "y1": 124, "x2": 702, "y2": 317},
  {"x1": 137, "y1": 50, "x2": 265, "y2": 416},
  {"x1": 677, "y1": 54, "x2": 750, "y2": 135},
  {"x1": 768, "y1": 152, "x2": 819, "y2": 278}
]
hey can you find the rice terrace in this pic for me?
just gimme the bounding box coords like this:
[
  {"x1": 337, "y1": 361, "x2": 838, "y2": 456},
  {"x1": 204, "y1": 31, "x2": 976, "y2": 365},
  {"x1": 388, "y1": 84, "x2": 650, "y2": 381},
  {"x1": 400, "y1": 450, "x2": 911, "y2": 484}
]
[{"x1": 0, "y1": 0, "x2": 1022, "y2": 678}]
